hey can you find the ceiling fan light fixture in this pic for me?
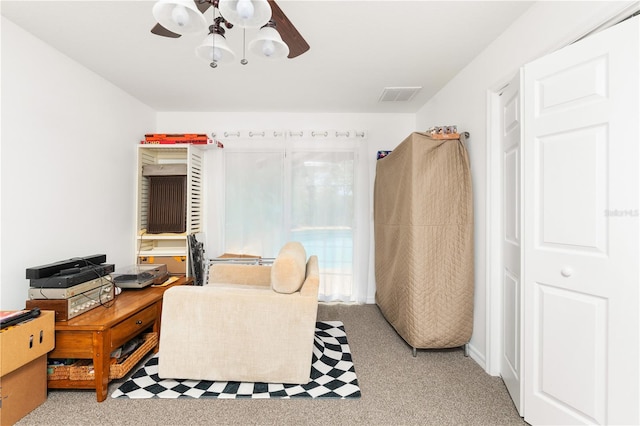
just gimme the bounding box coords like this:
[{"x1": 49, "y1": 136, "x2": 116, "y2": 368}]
[
  {"x1": 236, "y1": 0, "x2": 255, "y2": 20},
  {"x1": 249, "y1": 25, "x2": 289, "y2": 59},
  {"x1": 152, "y1": 0, "x2": 207, "y2": 34},
  {"x1": 218, "y1": 0, "x2": 272, "y2": 28},
  {"x1": 151, "y1": 0, "x2": 310, "y2": 66},
  {"x1": 196, "y1": 33, "x2": 236, "y2": 64}
]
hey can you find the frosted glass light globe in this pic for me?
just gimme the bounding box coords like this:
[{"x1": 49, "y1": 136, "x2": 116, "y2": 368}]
[
  {"x1": 171, "y1": 4, "x2": 190, "y2": 27},
  {"x1": 212, "y1": 48, "x2": 223, "y2": 62},
  {"x1": 262, "y1": 40, "x2": 275, "y2": 57},
  {"x1": 236, "y1": 0, "x2": 255, "y2": 20}
]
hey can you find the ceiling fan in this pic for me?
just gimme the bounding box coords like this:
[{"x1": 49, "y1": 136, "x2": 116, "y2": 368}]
[{"x1": 150, "y1": 0, "x2": 310, "y2": 60}]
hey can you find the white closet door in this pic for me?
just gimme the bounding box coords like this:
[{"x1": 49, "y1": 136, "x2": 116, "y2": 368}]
[
  {"x1": 500, "y1": 71, "x2": 524, "y2": 415},
  {"x1": 523, "y1": 16, "x2": 639, "y2": 425}
]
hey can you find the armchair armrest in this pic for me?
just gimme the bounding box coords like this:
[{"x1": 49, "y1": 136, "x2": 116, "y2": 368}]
[{"x1": 300, "y1": 255, "x2": 319, "y2": 297}]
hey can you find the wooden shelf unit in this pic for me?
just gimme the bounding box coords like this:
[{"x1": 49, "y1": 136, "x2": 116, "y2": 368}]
[{"x1": 136, "y1": 145, "x2": 204, "y2": 275}]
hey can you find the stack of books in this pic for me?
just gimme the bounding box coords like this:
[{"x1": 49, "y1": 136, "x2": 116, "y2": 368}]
[{"x1": 141, "y1": 133, "x2": 212, "y2": 145}]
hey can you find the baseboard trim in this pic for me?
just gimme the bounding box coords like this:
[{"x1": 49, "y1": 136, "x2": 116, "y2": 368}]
[{"x1": 467, "y1": 342, "x2": 490, "y2": 374}]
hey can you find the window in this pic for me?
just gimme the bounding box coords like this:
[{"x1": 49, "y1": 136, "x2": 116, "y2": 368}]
[{"x1": 223, "y1": 137, "x2": 362, "y2": 301}]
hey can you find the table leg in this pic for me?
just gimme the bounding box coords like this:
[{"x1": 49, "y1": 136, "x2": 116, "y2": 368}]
[{"x1": 92, "y1": 330, "x2": 111, "y2": 402}]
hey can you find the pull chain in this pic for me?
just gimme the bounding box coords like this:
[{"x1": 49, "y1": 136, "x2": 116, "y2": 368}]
[
  {"x1": 241, "y1": 28, "x2": 248, "y2": 65},
  {"x1": 210, "y1": 4, "x2": 217, "y2": 68}
]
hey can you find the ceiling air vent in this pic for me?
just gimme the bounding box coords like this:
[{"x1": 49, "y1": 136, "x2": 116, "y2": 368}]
[{"x1": 378, "y1": 86, "x2": 422, "y2": 102}]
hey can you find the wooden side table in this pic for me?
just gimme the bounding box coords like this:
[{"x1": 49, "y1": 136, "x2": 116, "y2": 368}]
[{"x1": 47, "y1": 277, "x2": 191, "y2": 402}]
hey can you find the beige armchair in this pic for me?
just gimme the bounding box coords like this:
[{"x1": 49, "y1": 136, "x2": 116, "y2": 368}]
[{"x1": 158, "y1": 242, "x2": 319, "y2": 384}]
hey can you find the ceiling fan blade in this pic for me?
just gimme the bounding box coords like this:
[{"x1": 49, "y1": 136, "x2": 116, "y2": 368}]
[
  {"x1": 268, "y1": 0, "x2": 310, "y2": 59},
  {"x1": 194, "y1": 0, "x2": 212, "y2": 15},
  {"x1": 151, "y1": 23, "x2": 182, "y2": 38}
]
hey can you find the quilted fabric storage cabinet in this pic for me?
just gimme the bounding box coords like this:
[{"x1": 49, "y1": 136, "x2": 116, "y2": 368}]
[{"x1": 374, "y1": 132, "x2": 474, "y2": 350}]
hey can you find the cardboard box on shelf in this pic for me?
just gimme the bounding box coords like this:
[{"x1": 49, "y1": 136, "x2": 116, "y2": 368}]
[{"x1": 139, "y1": 256, "x2": 187, "y2": 275}]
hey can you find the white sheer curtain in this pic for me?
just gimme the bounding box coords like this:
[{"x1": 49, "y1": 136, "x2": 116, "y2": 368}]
[
  {"x1": 221, "y1": 131, "x2": 369, "y2": 302},
  {"x1": 290, "y1": 151, "x2": 354, "y2": 301},
  {"x1": 224, "y1": 150, "x2": 284, "y2": 257}
]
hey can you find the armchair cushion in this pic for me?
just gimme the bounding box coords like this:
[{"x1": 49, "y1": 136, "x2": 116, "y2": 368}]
[{"x1": 270, "y1": 241, "x2": 307, "y2": 294}]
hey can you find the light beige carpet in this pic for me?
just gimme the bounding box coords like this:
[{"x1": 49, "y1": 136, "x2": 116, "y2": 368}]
[{"x1": 17, "y1": 304, "x2": 525, "y2": 426}]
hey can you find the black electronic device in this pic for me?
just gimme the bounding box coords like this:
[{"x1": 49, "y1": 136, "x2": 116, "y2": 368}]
[
  {"x1": 29, "y1": 264, "x2": 115, "y2": 288},
  {"x1": 0, "y1": 307, "x2": 41, "y2": 329},
  {"x1": 26, "y1": 254, "x2": 107, "y2": 279}
]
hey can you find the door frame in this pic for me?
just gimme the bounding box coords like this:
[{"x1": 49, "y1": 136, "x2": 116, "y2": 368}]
[{"x1": 484, "y1": 0, "x2": 640, "y2": 405}]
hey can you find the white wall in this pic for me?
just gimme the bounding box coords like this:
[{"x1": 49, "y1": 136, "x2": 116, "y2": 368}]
[
  {"x1": 156, "y1": 112, "x2": 416, "y2": 302},
  {"x1": 415, "y1": 1, "x2": 638, "y2": 370},
  {"x1": 3, "y1": 0, "x2": 635, "y2": 375},
  {"x1": 0, "y1": 18, "x2": 155, "y2": 310}
]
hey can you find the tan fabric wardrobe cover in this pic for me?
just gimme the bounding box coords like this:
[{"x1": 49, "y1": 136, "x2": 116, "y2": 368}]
[{"x1": 374, "y1": 132, "x2": 474, "y2": 349}]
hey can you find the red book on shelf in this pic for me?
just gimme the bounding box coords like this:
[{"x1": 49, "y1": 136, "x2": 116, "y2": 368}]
[
  {"x1": 144, "y1": 133, "x2": 208, "y2": 141},
  {"x1": 140, "y1": 140, "x2": 211, "y2": 145}
]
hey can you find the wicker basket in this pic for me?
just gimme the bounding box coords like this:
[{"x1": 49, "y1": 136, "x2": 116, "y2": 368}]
[
  {"x1": 47, "y1": 363, "x2": 71, "y2": 380},
  {"x1": 68, "y1": 359, "x2": 94, "y2": 381},
  {"x1": 110, "y1": 332, "x2": 158, "y2": 379},
  {"x1": 67, "y1": 332, "x2": 158, "y2": 381}
]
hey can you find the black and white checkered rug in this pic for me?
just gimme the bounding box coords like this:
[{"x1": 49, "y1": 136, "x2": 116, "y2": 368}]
[{"x1": 111, "y1": 321, "x2": 360, "y2": 399}]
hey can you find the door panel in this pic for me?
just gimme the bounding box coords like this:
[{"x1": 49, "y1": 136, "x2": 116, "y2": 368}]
[
  {"x1": 537, "y1": 125, "x2": 608, "y2": 253},
  {"x1": 535, "y1": 284, "x2": 607, "y2": 424},
  {"x1": 502, "y1": 270, "x2": 519, "y2": 376},
  {"x1": 523, "y1": 16, "x2": 639, "y2": 425},
  {"x1": 504, "y1": 148, "x2": 519, "y2": 244},
  {"x1": 535, "y1": 55, "x2": 608, "y2": 114}
]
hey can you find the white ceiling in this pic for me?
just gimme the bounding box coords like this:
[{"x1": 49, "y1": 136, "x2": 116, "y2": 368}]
[{"x1": 1, "y1": 0, "x2": 533, "y2": 113}]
